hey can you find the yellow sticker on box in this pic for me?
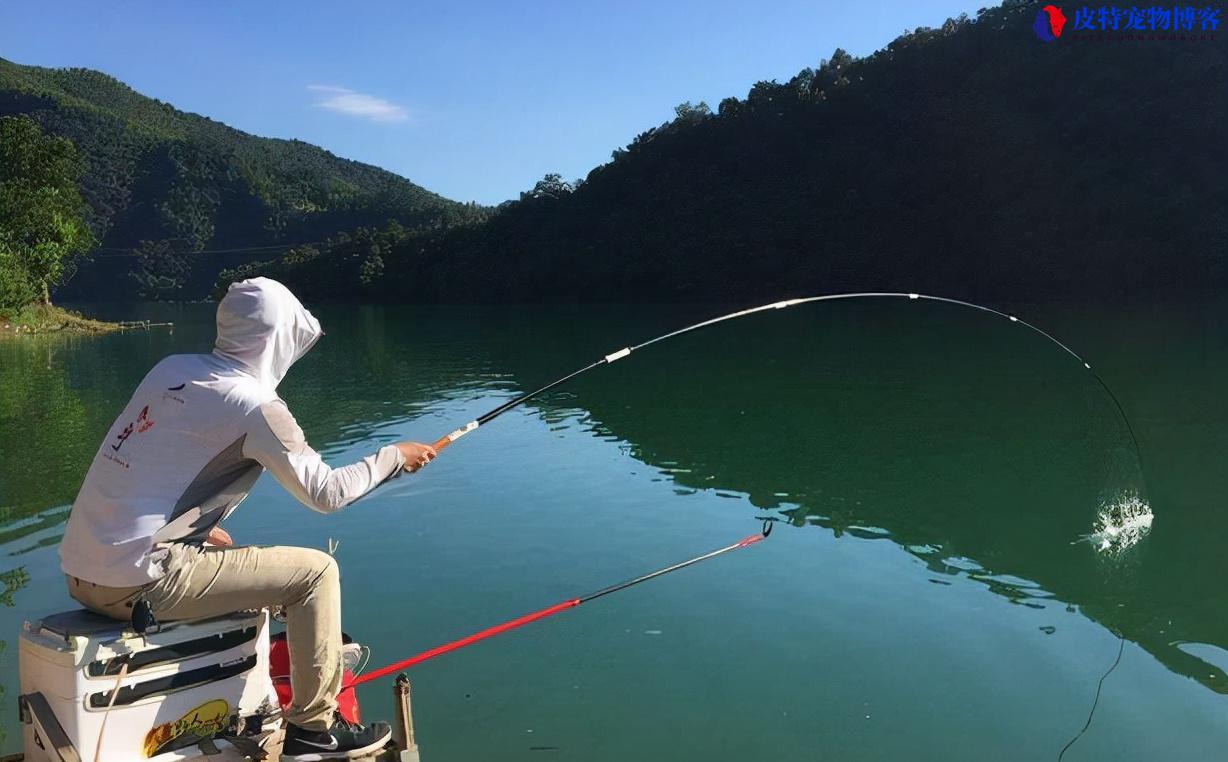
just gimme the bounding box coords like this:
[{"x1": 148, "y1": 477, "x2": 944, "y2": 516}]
[{"x1": 143, "y1": 698, "x2": 229, "y2": 757}]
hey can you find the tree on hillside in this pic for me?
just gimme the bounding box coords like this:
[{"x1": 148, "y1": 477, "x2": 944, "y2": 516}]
[
  {"x1": 130, "y1": 238, "x2": 192, "y2": 300},
  {"x1": 215, "y1": 2, "x2": 1228, "y2": 306},
  {"x1": 522, "y1": 173, "x2": 575, "y2": 201},
  {"x1": 0, "y1": 115, "x2": 95, "y2": 310},
  {"x1": 718, "y1": 97, "x2": 742, "y2": 118},
  {"x1": 1, "y1": 57, "x2": 490, "y2": 301},
  {"x1": 673, "y1": 101, "x2": 711, "y2": 123}
]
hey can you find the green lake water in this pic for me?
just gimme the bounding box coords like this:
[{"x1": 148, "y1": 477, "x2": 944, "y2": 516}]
[{"x1": 1, "y1": 299, "x2": 1226, "y2": 760}]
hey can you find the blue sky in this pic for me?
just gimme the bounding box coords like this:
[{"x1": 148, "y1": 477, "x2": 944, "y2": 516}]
[{"x1": 2, "y1": 0, "x2": 987, "y2": 204}]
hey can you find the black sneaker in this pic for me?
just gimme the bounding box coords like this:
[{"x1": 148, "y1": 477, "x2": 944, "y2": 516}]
[{"x1": 281, "y1": 716, "x2": 392, "y2": 760}]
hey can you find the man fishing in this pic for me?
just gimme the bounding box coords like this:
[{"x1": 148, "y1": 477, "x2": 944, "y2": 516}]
[{"x1": 59, "y1": 277, "x2": 436, "y2": 760}]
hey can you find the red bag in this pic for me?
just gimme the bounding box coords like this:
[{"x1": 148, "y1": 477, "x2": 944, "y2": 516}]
[{"x1": 268, "y1": 631, "x2": 361, "y2": 723}]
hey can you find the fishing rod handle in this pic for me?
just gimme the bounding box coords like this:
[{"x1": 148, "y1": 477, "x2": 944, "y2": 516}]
[{"x1": 431, "y1": 421, "x2": 479, "y2": 453}]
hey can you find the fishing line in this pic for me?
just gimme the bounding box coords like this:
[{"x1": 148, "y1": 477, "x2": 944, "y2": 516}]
[
  {"x1": 417, "y1": 291, "x2": 1146, "y2": 751},
  {"x1": 427, "y1": 292, "x2": 1146, "y2": 479},
  {"x1": 349, "y1": 523, "x2": 771, "y2": 687},
  {"x1": 1057, "y1": 629, "x2": 1126, "y2": 761}
]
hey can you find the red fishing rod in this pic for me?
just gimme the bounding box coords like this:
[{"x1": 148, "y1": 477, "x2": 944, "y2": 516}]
[{"x1": 350, "y1": 523, "x2": 771, "y2": 686}]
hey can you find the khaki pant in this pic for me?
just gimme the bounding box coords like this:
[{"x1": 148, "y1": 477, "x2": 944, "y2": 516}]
[{"x1": 67, "y1": 543, "x2": 341, "y2": 732}]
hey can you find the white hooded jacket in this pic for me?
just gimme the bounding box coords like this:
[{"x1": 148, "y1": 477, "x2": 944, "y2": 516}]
[{"x1": 60, "y1": 278, "x2": 405, "y2": 587}]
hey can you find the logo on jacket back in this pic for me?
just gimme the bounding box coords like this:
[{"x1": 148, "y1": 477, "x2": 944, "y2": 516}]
[
  {"x1": 103, "y1": 405, "x2": 157, "y2": 468},
  {"x1": 1033, "y1": 5, "x2": 1068, "y2": 41},
  {"x1": 112, "y1": 405, "x2": 155, "y2": 452},
  {"x1": 164, "y1": 383, "x2": 187, "y2": 405}
]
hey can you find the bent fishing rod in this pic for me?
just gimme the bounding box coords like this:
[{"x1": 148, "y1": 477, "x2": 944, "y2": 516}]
[
  {"x1": 370, "y1": 292, "x2": 1145, "y2": 750},
  {"x1": 426, "y1": 292, "x2": 1144, "y2": 463},
  {"x1": 349, "y1": 523, "x2": 771, "y2": 687}
]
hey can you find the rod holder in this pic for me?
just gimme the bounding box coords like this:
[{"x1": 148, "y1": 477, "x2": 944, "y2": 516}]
[{"x1": 391, "y1": 673, "x2": 420, "y2": 762}]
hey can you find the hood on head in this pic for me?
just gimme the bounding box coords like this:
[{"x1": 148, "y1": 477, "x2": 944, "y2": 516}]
[{"x1": 214, "y1": 278, "x2": 322, "y2": 388}]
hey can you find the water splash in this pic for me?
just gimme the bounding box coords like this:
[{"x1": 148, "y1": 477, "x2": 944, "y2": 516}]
[{"x1": 1084, "y1": 491, "x2": 1152, "y2": 555}]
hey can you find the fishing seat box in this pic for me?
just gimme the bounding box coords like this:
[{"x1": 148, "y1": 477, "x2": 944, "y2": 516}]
[{"x1": 18, "y1": 607, "x2": 277, "y2": 761}]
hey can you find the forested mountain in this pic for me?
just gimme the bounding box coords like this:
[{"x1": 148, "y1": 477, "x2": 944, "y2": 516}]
[
  {"x1": 0, "y1": 57, "x2": 485, "y2": 299},
  {"x1": 223, "y1": 1, "x2": 1226, "y2": 304}
]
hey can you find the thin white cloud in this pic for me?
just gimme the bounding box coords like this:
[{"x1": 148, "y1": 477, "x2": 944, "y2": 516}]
[{"x1": 307, "y1": 85, "x2": 409, "y2": 123}]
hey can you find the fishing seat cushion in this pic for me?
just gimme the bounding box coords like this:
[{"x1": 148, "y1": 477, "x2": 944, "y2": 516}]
[{"x1": 36, "y1": 607, "x2": 126, "y2": 639}]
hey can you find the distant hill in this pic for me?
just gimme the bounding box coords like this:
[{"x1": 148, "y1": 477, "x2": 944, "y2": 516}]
[
  {"x1": 228, "y1": 1, "x2": 1226, "y2": 304},
  {"x1": 0, "y1": 57, "x2": 485, "y2": 299}
]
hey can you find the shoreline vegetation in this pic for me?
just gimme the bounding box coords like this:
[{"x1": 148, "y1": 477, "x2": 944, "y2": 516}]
[
  {"x1": 0, "y1": 55, "x2": 485, "y2": 304},
  {"x1": 213, "y1": 3, "x2": 1225, "y2": 305},
  {"x1": 0, "y1": 303, "x2": 119, "y2": 336},
  {"x1": 1, "y1": 1, "x2": 1224, "y2": 312}
]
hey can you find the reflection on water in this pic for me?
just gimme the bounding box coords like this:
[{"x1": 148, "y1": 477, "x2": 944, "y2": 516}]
[
  {"x1": 1, "y1": 299, "x2": 1226, "y2": 759},
  {"x1": 487, "y1": 299, "x2": 1225, "y2": 694},
  {"x1": 535, "y1": 300, "x2": 1228, "y2": 692}
]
